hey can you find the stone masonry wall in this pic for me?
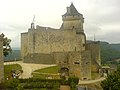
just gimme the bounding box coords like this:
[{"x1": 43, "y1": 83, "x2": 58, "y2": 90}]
[
  {"x1": 24, "y1": 53, "x2": 55, "y2": 64},
  {"x1": 55, "y1": 51, "x2": 91, "y2": 80},
  {"x1": 80, "y1": 50, "x2": 91, "y2": 80},
  {"x1": 62, "y1": 15, "x2": 84, "y2": 33},
  {"x1": 26, "y1": 27, "x2": 85, "y2": 55},
  {"x1": 86, "y1": 41, "x2": 101, "y2": 73},
  {"x1": 68, "y1": 52, "x2": 82, "y2": 78},
  {"x1": 22, "y1": 26, "x2": 85, "y2": 64},
  {"x1": 0, "y1": 35, "x2": 4, "y2": 82},
  {"x1": 68, "y1": 51, "x2": 91, "y2": 80},
  {"x1": 28, "y1": 29, "x2": 77, "y2": 54},
  {"x1": 54, "y1": 52, "x2": 69, "y2": 68},
  {"x1": 21, "y1": 32, "x2": 28, "y2": 60}
]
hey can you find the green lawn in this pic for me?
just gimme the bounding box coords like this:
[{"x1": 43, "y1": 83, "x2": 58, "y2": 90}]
[
  {"x1": 32, "y1": 66, "x2": 60, "y2": 79},
  {"x1": 4, "y1": 64, "x2": 22, "y2": 80},
  {"x1": 33, "y1": 66, "x2": 59, "y2": 74},
  {"x1": 91, "y1": 72, "x2": 100, "y2": 80}
]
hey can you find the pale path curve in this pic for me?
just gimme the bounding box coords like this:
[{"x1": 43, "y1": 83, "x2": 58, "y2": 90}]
[
  {"x1": 4, "y1": 61, "x2": 56, "y2": 79},
  {"x1": 79, "y1": 77, "x2": 105, "y2": 84},
  {"x1": 4, "y1": 61, "x2": 105, "y2": 83}
]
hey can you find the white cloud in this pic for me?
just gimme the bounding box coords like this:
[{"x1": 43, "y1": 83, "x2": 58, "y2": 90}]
[{"x1": 0, "y1": 0, "x2": 120, "y2": 47}]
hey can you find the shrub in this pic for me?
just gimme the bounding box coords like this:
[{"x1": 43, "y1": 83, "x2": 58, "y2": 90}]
[
  {"x1": 101, "y1": 68, "x2": 120, "y2": 90},
  {"x1": 68, "y1": 77, "x2": 79, "y2": 85},
  {"x1": 5, "y1": 79, "x2": 19, "y2": 89}
]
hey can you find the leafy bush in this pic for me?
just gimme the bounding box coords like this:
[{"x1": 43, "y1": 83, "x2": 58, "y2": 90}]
[
  {"x1": 68, "y1": 77, "x2": 79, "y2": 85},
  {"x1": 19, "y1": 78, "x2": 62, "y2": 89},
  {"x1": 68, "y1": 77, "x2": 79, "y2": 90},
  {"x1": 101, "y1": 68, "x2": 120, "y2": 90},
  {"x1": 5, "y1": 79, "x2": 19, "y2": 89},
  {"x1": 0, "y1": 77, "x2": 79, "y2": 89},
  {"x1": 4, "y1": 64, "x2": 22, "y2": 80}
]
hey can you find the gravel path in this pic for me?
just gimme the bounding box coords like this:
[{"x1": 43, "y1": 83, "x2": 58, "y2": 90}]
[
  {"x1": 4, "y1": 61, "x2": 56, "y2": 79},
  {"x1": 4, "y1": 61, "x2": 105, "y2": 83},
  {"x1": 79, "y1": 77, "x2": 105, "y2": 84}
]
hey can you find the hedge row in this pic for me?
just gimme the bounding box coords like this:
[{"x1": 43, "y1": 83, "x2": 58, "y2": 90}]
[{"x1": 0, "y1": 77, "x2": 79, "y2": 89}]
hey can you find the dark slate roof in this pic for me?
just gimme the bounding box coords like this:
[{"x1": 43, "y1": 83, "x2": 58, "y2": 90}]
[{"x1": 63, "y1": 3, "x2": 80, "y2": 16}]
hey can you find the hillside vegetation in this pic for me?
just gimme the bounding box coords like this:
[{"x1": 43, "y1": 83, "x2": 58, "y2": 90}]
[
  {"x1": 4, "y1": 50, "x2": 21, "y2": 61},
  {"x1": 100, "y1": 42, "x2": 120, "y2": 64}
]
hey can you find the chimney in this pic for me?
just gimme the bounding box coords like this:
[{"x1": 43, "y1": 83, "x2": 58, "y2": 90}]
[{"x1": 67, "y1": 7, "x2": 70, "y2": 14}]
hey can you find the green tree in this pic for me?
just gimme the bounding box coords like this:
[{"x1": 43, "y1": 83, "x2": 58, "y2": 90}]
[
  {"x1": 101, "y1": 68, "x2": 120, "y2": 90},
  {"x1": 1, "y1": 33, "x2": 12, "y2": 57}
]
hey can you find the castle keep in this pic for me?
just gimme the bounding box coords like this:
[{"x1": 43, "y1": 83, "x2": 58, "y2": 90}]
[{"x1": 21, "y1": 3, "x2": 101, "y2": 80}]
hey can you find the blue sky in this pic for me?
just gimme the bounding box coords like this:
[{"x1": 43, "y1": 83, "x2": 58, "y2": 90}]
[{"x1": 0, "y1": 0, "x2": 120, "y2": 48}]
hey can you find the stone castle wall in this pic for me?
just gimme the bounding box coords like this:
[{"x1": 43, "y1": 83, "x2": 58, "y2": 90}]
[
  {"x1": 28, "y1": 27, "x2": 84, "y2": 54},
  {"x1": 0, "y1": 35, "x2": 4, "y2": 82},
  {"x1": 21, "y1": 32, "x2": 28, "y2": 59},
  {"x1": 86, "y1": 41, "x2": 101, "y2": 72},
  {"x1": 24, "y1": 53, "x2": 55, "y2": 64},
  {"x1": 54, "y1": 51, "x2": 91, "y2": 80},
  {"x1": 54, "y1": 52, "x2": 69, "y2": 68},
  {"x1": 21, "y1": 26, "x2": 86, "y2": 63},
  {"x1": 69, "y1": 51, "x2": 91, "y2": 80},
  {"x1": 80, "y1": 51, "x2": 91, "y2": 80},
  {"x1": 62, "y1": 14, "x2": 84, "y2": 33}
]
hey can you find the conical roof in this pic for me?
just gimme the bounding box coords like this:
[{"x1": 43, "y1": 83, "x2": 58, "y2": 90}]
[{"x1": 63, "y1": 3, "x2": 80, "y2": 16}]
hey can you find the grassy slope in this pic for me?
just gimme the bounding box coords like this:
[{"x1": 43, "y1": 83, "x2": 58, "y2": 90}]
[
  {"x1": 91, "y1": 73, "x2": 100, "y2": 80},
  {"x1": 100, "y1": 42, "x2": 120, "y2": 64},
  {"x1": 33, "y1": 66, "x2": 59, "y2": 74},
  {"x1": 4, "y1": 64, "x2": 22, "y2": 80},
  {"x1": 32, "y1": 66, "x2": 59, "y2": 79}
]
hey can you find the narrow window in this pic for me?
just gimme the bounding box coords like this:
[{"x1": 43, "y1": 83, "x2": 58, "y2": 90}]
[
  {"x1": 74, "y1": 61, "x2": 80, "y2": 64},
  {"x1": 75, "y1": 47, "x2": 76, "y2": 51},
  {"x1": 72, "y1": 26, "x2": 74, "y2": 29}
]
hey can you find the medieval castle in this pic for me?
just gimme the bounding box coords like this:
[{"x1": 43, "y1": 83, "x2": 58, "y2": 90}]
[{"x1": 21, "y1": 3, "x2": 101, "y2": 80}]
